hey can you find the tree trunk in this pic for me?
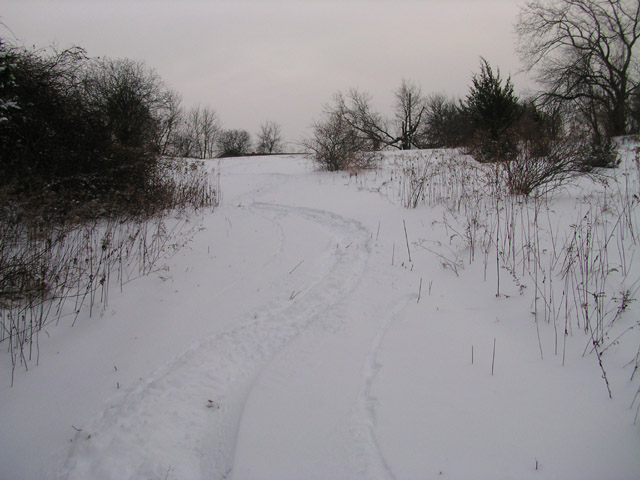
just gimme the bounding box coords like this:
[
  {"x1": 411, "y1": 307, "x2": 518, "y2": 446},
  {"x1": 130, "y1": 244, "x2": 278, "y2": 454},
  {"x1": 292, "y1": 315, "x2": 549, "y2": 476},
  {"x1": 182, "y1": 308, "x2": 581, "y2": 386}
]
[{"x1": 609, "y1": 98, "x2": 627, "y2": 137}]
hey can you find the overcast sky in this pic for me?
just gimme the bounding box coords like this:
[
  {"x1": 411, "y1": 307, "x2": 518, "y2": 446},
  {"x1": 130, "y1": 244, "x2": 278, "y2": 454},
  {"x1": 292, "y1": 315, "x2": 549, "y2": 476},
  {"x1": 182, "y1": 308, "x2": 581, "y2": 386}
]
[{"x1": 2, "y1": 0, "x2": 532, "y2": 148}]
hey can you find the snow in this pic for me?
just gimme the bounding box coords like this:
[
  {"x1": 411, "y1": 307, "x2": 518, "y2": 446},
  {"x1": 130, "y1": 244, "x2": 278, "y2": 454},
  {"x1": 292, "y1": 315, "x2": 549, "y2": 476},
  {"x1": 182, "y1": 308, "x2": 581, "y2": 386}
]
[{"x1": 1, "y1": 149, "x2": 639, "y2": 480}]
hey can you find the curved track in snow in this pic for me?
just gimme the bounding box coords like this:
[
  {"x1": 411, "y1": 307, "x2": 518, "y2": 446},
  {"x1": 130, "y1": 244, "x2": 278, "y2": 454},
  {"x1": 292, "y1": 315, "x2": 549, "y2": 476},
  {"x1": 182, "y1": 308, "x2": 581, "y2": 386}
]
[
  {"x1": 18, "y1": 152, "x2": 636, "y2": 480},
  {"x1": 58, "y1": 201, "x2": 388, "y2": 480}
]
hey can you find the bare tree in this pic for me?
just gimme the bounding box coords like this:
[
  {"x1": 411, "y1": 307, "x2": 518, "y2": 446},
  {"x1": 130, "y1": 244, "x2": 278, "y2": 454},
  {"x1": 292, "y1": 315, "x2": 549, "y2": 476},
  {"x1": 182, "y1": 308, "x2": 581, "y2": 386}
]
[
  {"x1": 198, "y1": 106, "x2": 221, "y2": 158},
  {"x1": 155, "y1": 88, "x2": 182, "y2": 156},
  {"x1": 182, "y1": 107, "x2": 203, "y2": 157},
  {"x1": 302, "y1": 110, "x2": 369, "y2": 171},
  {"x1": 330, "y1": 79, "x2": 428, "y2": 151},
  {"x1": 516, "y1": 0, "x2": 640, "y2": 136},
  {"x1": 333, "y1": 89, "x2": 392, "y2": 150},
  {"x1": 256, "y1": 120, "x2": 284, "y2": 154},
  {"x1": 172, "y1": 105, "x2": 220, "y2": 158},
  {"x1": 420, "y1": 93, "x2": 467, "y2": 148},
  {"x1": 394, "y1": 78, "x2": 427, "y2": 149},
  {"x1": 83, "y1": 57, "x2": 167, "y2": 150}
]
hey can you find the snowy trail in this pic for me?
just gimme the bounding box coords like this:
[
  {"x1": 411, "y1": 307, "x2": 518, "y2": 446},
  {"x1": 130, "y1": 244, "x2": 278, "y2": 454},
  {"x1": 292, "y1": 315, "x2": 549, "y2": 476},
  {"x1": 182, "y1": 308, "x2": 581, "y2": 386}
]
[
  {"x1": 58, "y1": 200, "x2": 375, "y2": 480},
  {"x1": 347, "y1": 299, "x2": 413, "y2": 480},
  {"x1": 229, "y1": 251, "x2": 413, "y2": 479},
  {"x1": 4, "y1": 153, "x2": 637, "y2": 480}
]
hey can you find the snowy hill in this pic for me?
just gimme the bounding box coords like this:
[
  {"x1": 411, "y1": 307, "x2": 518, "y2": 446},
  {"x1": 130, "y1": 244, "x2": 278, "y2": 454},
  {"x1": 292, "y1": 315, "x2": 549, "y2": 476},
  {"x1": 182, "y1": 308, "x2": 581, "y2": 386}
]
[{"x1": 1, "y1": 148, "x2": 639, "y2": 479}]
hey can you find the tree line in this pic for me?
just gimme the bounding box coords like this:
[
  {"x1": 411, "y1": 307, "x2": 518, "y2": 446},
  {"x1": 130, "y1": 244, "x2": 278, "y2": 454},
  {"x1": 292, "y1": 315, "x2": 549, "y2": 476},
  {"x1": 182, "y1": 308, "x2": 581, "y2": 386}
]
[
  {"x1": 0, "y1": 38, "x2": 284, "y2": 221},
  {"x1": 163, "y1": 107, "x2": 284, "y2": 159},
  {"x1": 306, "y1": 0, "x2": 639, "y2": 175},
  {"x1": 1, "y1": 0, "x2": 638, "y2": 211}
]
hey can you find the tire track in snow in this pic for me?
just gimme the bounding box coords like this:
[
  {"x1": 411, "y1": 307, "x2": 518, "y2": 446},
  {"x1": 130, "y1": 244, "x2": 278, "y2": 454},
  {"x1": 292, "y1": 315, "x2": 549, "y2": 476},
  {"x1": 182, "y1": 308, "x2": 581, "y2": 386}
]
[
  {"x1": 349, "y1": 298, "x2": 412, "y2": 480},
  {"x1": 57, "y1": 203, "x2": 371, "y2": 480}
]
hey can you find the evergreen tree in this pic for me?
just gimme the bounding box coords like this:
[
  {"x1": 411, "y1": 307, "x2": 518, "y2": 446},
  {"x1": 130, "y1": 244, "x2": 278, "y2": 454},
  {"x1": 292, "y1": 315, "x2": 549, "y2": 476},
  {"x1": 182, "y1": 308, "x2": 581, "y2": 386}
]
[
  {"x1": 463, "y1": 58, "x2": 520, "y2": 161},
  {"x1": 0, "y1": 40, "x2": 19, "y2": 124}
]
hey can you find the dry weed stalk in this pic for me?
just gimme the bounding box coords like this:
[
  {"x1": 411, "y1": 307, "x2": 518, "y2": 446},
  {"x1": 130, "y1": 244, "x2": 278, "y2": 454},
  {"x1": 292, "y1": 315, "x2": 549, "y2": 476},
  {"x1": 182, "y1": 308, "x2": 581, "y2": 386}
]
[
  {"x1": 394, "y1": 143, "x2": 639, "y2": 403},
  {"x1": 1, "y1": 160, "x2": 218, "y2": 384}
]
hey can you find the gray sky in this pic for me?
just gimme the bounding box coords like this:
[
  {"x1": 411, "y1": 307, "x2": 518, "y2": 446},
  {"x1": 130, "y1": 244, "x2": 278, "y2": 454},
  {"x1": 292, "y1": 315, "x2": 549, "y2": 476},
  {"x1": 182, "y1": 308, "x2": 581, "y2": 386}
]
[{"x1": 2, "y1": 0, "x2": 531, "y2": 147}]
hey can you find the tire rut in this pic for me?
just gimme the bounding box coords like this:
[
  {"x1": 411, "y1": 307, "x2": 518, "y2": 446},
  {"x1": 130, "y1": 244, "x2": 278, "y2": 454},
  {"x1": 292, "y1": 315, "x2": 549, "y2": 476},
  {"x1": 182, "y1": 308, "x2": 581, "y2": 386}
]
[{"x1": 58, "y1": 203, "x2": 370, "y2": 480}]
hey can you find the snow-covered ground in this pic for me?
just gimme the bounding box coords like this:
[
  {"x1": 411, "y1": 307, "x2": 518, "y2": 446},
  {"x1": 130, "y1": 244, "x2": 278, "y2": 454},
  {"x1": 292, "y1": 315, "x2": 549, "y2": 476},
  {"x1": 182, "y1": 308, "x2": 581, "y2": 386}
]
[{"x1": 1, "y1": 148, "x2": 639, "y2": 479}]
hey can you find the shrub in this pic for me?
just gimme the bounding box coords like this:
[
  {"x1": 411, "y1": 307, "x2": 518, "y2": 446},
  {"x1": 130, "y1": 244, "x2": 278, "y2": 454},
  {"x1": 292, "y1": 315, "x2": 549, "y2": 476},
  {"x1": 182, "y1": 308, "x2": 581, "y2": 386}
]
[
  {"x1": 0, "y1": 157, "x2": 217, "y2": 377},
  {"x1": 581, "y1": 136, "x2": 619, "y2": 171},
  {"x1": 302, "y1": 111, "x2": 372, "y2": 171},
  {"x1": 502, "y1": 134, "x2": 591, "y2": 196},
  {"x1": 0, "y1": 39, "x2": 192, "y2": 221},
  {"x1": 217, "y1": 129, "x2": 252, "y2": 157},
  {"x1": 0, "y1": 38, "x2": 220, "y2": 375}
]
